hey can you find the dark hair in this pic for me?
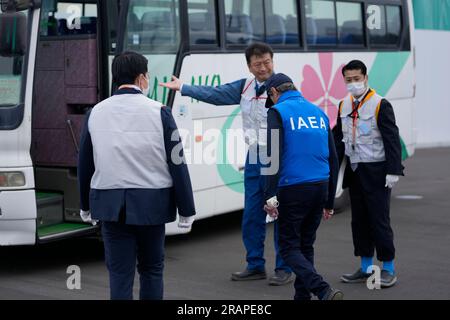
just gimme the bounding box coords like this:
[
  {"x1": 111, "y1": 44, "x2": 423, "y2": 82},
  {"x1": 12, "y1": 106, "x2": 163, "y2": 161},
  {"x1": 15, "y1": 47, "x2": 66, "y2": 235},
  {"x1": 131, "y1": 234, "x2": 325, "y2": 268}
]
[
  {"x1": 245, "y1": 42, "x2": 274, "y2": 64},
  {"x1": 342, "y1": 60, "x2": 367, "y2": 77},
  {"x1": 112, "y1": 51, "x2": 148, "y2": 87}
]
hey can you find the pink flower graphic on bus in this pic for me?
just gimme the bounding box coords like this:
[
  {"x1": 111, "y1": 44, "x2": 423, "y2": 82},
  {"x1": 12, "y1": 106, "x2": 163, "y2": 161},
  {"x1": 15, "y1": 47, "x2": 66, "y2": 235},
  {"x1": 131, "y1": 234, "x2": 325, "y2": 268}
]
[{"x1": 301, "y1": 53, "x2": 348, "y2": 128}]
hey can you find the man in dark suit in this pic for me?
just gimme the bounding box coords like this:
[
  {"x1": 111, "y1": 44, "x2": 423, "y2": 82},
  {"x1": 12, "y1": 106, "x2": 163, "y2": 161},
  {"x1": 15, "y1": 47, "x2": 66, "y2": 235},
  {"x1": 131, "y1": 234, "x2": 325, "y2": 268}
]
[
  {"x1": 333, "y1": 60, "x2": 404, "y2": 288},
  {"x1": 78, "y1": 51, "x2": 196, "y2": 300}
]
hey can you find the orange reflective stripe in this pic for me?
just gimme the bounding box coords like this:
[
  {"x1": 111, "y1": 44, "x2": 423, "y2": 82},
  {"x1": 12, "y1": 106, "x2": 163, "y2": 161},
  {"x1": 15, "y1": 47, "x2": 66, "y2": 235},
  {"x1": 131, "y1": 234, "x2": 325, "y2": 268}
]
[
  {"x1": 338, "y1": 101, "x2": 344, "y2": 115},
  {"x1": 352, "y1": 90, "x2": 376, "y2": 111},
  {"x1": 375, "y1": 100, "x2": 382, "y2": 121}
]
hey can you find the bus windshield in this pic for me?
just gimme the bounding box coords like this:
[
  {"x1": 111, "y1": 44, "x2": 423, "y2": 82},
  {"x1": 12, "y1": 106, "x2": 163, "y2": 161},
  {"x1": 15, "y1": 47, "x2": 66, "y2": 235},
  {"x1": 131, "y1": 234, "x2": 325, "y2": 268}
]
[
  {"x1": 0, "y1": 55, "x2": 23, "y2": 107},
  {"x1": 123, "y1": 0, "x2": 180, "y2": 104},
  {"x1": 0, "y1": 10, "x2": 27, "y2": 108}
]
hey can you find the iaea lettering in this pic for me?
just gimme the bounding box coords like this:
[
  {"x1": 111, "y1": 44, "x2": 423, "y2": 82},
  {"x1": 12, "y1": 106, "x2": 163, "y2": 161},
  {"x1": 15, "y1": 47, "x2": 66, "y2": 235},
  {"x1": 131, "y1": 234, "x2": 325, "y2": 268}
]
[{"x1": 289, "y1": 116, "x2": 328, "y2": 131}]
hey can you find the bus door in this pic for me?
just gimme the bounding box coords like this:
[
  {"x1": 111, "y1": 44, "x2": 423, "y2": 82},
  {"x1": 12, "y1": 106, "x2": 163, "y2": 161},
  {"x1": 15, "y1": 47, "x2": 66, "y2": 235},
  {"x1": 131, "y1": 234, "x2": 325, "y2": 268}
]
[{"x1": 30, "y1": 0, "x2": 117, "y2": 242}]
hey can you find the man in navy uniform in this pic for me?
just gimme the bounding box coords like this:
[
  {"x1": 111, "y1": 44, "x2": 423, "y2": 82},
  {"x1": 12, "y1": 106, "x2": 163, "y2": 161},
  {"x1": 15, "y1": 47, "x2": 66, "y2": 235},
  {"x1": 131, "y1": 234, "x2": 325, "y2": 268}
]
[
  {"x1": 78, "y1": 51, "x2": 196, "y2": 300},
  {"x1": 263, "y1": 73, "x2": 343, "y2": 300},
  {"x1": 334, "y1": 60, "x2": 404, "y2": 288},
  {"x1": 161, "y1": 43, "x2": 292, "y2": 285}
]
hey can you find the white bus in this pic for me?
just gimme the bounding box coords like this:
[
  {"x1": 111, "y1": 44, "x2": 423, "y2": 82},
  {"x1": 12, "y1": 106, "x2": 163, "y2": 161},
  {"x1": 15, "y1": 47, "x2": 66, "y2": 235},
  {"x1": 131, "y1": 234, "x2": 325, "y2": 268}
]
[{"x1": 0, "y1": 0, "x2": 416, "y2": 245}]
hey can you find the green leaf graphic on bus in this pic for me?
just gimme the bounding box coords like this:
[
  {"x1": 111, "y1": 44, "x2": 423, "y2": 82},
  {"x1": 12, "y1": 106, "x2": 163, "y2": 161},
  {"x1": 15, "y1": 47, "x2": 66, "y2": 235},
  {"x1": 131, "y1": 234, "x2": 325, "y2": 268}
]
[
  {"x1": 149, "y1": 75, "x2": 171, "y2": 105},
  {"x1": 190, "y1": 74, "x2": 221, "y2": 103}
]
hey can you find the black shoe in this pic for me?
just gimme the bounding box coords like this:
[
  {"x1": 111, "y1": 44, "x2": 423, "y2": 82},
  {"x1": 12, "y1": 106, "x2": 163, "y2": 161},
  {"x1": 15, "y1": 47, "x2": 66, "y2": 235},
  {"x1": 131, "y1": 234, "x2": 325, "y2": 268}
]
[
  {"x1": 268, "y1": 270, "x2": 295, "y2": 286},
  {"x1": 322, "y1": 287, "x2": 344, "y2": 300},
  {"x1": 341, "y1": 269, "x2": 370, "y2": 283},
  {"x1": 380, "y1": 270, "x2": 397, "y2": 288},
  {"x1": 231, "y1": 269, "x2": 267, "y2": 281}
]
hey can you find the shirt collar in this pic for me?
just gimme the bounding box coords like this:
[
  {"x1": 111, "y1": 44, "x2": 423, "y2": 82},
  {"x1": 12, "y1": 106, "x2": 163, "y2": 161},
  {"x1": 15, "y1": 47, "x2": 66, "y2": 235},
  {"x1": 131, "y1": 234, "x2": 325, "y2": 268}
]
[
  {"x1": 254, "y1": 80, "x2": 266, "y2": 96},
  {"x1": 113, "y1": 87, "x2": 143, "y2": 96}
]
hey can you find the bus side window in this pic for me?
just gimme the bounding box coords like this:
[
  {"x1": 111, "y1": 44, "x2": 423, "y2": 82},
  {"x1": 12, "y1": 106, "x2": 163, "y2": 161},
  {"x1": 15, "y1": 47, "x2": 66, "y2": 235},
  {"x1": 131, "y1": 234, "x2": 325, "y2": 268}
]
[
  {"x1": 337, "y1": 1, "x2": 364, "y2": 45},
  {"x1": 265, "y1": 0, "x2": 299, "y2": 45},
  {"x1": 386, "y1": 6, "x2": 402, "y2": 45},
  {"x1": 226, "y1": 13, "x2": 255, "y2": 44},
  {"x1": 189, "y1": 12, "x2": 216, "y2": 45},
  {"x1": 126, "y1": 12, "x2": 141, "y2": 48},
  {"x1": 285, "y1": 15, "x2": 300, "y2": 44},
  {"x1": 57, "y1": 18, "x2": 69, "y2": 35},
  {"x1": 40, "y1": 1, "x2": 98, "y2": 37},
  {"x1": 225, "y1": 0, "x2": 263, "y2": 45},
  {"x1": 188, "y1": 0, "x2": 218, "y2": 46},
  {"x1": 125, "y1": 0, "x2": 180, "y2": 53},
  {"x1": 315, "y1": 18, "x2": 337, "y2": 45},
  {"x1": 369, "y1": 4, "x2": 387, "y2": 45},
  {"x1": 305, "y1": 0, "x2": 337, "y2": 46},
  {"x1": 142, "y1": 11, "x2": 177, "y2": 47},
  {"x1": 265, "y1": 15, "x2": 286, "y2": 44}
]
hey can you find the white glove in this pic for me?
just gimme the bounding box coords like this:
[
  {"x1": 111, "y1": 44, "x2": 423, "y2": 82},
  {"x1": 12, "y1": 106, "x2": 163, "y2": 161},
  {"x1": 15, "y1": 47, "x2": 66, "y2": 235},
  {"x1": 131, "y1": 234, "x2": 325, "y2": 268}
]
[
  {"x1": 264, "y1": 196, "x2": 279, "y2": 224},
  {"x1": 266, "y1": 214, "x2": 278, "y2": 224},
  {"x1": 80, "y1": 210, "x2": 98, "y2": 226},
  {"x1": 178, "y1": 215, "x2": 195, "y2": 229},
  {"x1": 385, "y1": 175, "x2": 400, "y2": 189}
]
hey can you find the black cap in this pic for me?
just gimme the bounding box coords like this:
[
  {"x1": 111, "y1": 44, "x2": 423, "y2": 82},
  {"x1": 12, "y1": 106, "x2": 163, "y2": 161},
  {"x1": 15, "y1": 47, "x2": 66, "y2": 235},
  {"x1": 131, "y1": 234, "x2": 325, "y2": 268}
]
[{"x1": 265, "y1": 73, "x2": 294, "y2": 108}]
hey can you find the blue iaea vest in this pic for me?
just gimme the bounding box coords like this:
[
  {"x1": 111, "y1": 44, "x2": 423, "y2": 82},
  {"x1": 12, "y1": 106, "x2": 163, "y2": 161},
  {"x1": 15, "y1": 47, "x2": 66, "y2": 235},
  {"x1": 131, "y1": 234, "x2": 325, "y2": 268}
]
[{"x1": 273, "y1": 91, "x2": 330, "y2": 187}]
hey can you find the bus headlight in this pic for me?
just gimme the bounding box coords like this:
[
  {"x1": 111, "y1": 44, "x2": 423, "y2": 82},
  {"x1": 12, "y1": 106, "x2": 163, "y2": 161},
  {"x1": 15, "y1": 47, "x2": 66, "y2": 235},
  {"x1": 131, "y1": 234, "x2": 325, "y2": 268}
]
[{"x1": 0, "y1": 172, "x2": 26, "y2": 187}]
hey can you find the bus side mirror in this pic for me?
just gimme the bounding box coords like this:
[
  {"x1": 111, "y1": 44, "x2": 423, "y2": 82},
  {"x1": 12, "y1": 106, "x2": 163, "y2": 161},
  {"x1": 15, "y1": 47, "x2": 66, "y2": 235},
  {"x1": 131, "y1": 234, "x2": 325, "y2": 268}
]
[{"x1": 0, "y1": 11, "x2": 27, "y2": 57}]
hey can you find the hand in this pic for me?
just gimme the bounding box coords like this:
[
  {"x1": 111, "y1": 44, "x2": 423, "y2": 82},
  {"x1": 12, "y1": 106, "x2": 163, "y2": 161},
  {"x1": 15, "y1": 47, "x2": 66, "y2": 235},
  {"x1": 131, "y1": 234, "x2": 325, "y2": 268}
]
[
  {"x1": 159, "y1": 75, "x2": 183, "y2": 91},
  {"x1": 264, "y1": 205, "x2": 279, "y2": 219},
  {"x1": 323, "y1": 208, "x2": 334, "y2": 221},
  {"x1": 178, "y1": 215, "x2": 195, "y2": 229},
  {"x1": 385, "y1": 174, "x2": 400, "y2": 189},
  {"x1": 266, "y1": 196, "x2": 279, "y2": 208},
  {"x1": 80, "y1": 210, "x2": 98, "y2": 226}
]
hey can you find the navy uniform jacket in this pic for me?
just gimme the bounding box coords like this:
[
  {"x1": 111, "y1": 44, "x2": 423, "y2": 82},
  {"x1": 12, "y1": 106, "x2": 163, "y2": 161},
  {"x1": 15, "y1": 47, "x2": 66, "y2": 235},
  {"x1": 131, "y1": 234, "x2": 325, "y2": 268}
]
[
  {"x1": 78, "y1": 88, "x2": 195, "y2": 226},
  {"x1": 333, "y1": 89, "x2": 405, "y2": 192}
]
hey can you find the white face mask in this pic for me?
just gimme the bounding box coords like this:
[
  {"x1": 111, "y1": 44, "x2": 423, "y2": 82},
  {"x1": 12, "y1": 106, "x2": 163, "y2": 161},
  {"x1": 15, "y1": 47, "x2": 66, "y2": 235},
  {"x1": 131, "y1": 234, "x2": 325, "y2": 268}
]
[
  {"x1": 347, "y1": 81, "x2": 366, "y2": 97},
  {"x1": 141, "y1": 76, "x2": 150, "y2": 97}
]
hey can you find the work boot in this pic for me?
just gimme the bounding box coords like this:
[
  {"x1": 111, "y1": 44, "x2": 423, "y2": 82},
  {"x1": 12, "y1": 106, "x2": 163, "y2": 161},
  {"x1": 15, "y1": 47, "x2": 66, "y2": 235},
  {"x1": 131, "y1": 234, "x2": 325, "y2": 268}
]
[
  {"x1": 322, "y1": 287, "x2": 344, "y2": 300},
  {"x1": 341, "y1": 269, "x2": 371, "y2": 283},
  {"x1": 231, "y1": 269, "x2": 267, "y2": 281},
  {"x1": 380, "y1": 270, "x2": 397, "y2": 288},
  {"x1": 268, "y1": 270, "x2": 295, "y2": 286}
]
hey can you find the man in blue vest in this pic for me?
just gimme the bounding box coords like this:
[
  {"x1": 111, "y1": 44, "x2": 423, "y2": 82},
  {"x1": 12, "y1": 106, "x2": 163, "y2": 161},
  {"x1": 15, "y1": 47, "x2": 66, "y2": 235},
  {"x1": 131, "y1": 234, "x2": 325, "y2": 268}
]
[
  {"x1": 334, "y1": 60, "x2": 404, "y2": 288},
  {"x1": 78, "y1": 51, "x2": 196, "y2": 300},
  {"x1": 263, "y1": 73, "x2": 343, "y2": 300},
  {"x1": 161, "y1": 43, "x2": 292, "y2": 285}
]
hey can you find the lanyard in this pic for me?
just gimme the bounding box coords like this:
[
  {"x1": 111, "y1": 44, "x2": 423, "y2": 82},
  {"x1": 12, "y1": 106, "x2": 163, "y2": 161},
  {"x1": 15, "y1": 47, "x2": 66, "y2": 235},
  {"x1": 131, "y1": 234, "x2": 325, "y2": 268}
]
[
  {"x1": 350, "y1": 90, "x2": 375, "y2": 150},
  {"x1": 242, "y1": 79, "x2": 267, "y2": 101}
]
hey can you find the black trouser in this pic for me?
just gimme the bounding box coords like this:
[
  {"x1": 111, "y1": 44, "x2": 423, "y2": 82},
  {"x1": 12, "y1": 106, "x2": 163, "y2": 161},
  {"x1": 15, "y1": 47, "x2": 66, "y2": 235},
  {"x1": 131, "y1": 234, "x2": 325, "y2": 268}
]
[
  {"x1": 349, "y1": 171, "x2": 395, "y2": 262},
  {"x1": 277, "y1": 182, "x2": 330, "y2": 301},
  {"x1": 102, "y1": 221, "x2": 166, "y2": 300}
]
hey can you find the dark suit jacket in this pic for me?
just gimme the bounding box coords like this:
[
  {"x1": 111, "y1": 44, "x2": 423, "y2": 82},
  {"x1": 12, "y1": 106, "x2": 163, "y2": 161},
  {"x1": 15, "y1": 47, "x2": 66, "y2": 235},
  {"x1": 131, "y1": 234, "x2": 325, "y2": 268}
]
[
  {"x1": 77, "y1": 88, "x2": 195, "y2": 226},
  {"x1": 333, "y1": 91, "x2": 405, "y2": 191}
]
